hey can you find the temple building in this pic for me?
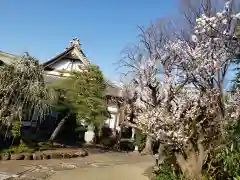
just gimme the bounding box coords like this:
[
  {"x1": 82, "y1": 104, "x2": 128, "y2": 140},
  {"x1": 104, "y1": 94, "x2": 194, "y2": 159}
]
[{"x1": 0, "y1": 38, "x2": 125, "y2": 135}]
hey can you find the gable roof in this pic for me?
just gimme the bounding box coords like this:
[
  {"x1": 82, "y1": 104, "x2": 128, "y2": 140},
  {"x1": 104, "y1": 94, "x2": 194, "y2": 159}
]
[
  {"x1": 42, "y1": 46, "x2": 74, "y2": 68},
  {"x1": 0, "y1": 39, "x2": 124, "y2": 99},
  {"x1": 42, "y1": 38, "x2": 89, "y2": 69}
]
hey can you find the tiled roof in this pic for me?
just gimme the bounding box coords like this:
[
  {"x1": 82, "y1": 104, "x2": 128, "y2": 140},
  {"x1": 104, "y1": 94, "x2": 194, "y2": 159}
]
[
  {"x1": 44, "y1": 74, "x2": 125, "y2": 98},
  {"x1": 105, "y1": 80, "x2": 125, "y2": 98},
  {"x1": 0, "y1": 44, "x2": 125, "y2": 99}
]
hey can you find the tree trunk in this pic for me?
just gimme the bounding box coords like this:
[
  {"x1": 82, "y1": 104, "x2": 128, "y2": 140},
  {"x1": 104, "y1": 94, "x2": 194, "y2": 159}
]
[
  {"x1": 141, "y1": 135, "x2": 153, "y2": 155},
  {"x1": 175, "y1": 140, "x2": 207, "y2": 180},
  {"x1": 157, "y1": 143, "x2": 166, "y2": 165},
  {"x1": 121, "y1": 121, "x2": 139, "y2": 129},
  {"x1": 94, "y1": 125, "x2": 101, "y2": 144},
  {"x1": 49, "y1": 115, "x2": 69, "y2": 142}
]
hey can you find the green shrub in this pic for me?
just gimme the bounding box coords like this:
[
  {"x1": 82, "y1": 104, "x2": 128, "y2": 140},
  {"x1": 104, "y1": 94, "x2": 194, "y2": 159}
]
[
  {"x1": 234, "y1": 176, "x2": 240, "y2": 180},
  {"x1": 213, "y1": 145, "x2": 240, "y2": 178},
  {"x1": 101, "y1": 137, "x2": 117, "y2": 148},
  {"x1": 208, "y1": 120, "x2": 240, "y2": 179},
  {"x1": 2, "y1": 142, "x2": 35, "y2": 153},
  {"x1": 154, "y1": 163, "x2": 183, "y2": 180},
  {"x1": 11, "y1": 121, "x2": 21, "y2": 138}
]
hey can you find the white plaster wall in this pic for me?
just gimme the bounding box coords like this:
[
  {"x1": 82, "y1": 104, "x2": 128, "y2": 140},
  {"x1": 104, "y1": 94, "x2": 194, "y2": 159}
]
[
  {"x1": 104, "y1": 104, "x2": 119, "y2": 130},
  {"x1": 108, "y1": 106, "x2": 118, "y2": 113},
  {"x1": 50, "y1": 58, "x2": 83, "y2": 71},
  {"x1": 104, "y1": 114, "x2": 116, "y2": 129},
  {"x1": 46, "y1": 58, "x2": 84, "y2": 77},
  {"x1": 72, "y1": 61, "x2": 83, "y2": 71},
  {"x1": 50, "y1": 59, "x2": 72, "y2": 70},
  {"x1": 51, "y1": 59, "x2": 83, "y2": 71}
]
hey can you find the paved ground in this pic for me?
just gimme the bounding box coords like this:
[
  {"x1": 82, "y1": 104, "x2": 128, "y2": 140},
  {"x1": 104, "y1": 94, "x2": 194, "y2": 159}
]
[
  {"x1": 50, "y1": 162, "x2": 153, "y2": 180},
  {"x1": 49, "y1": 156, "x2": 153, "y2": 180},
  {"x1": 0, "y1": 151, "x2": 155, "y2": 180}
]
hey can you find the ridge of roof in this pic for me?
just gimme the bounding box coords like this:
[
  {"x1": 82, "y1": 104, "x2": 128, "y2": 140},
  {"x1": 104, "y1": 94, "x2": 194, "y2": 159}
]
[{"x1": 42, "y1": 38, "x2": 89, "y2": 68}]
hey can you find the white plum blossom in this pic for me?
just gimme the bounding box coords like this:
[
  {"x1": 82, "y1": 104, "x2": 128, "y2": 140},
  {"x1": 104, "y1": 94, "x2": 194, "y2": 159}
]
[
  {"x1": 168, "y1": 1, "x2": 240, "y2": 89},
  {"x1": 191, "y1": 35, "x2": 198, "y2": 43},
  {"x1": 123, "y1": 0, "x2": 240, "y2": 150},
  {"x1": 134, "y1": 86, "x2": 240, "y2": 148}
]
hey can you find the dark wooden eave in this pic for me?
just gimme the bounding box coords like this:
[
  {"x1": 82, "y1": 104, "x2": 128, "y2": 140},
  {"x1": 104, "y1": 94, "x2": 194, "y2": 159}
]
[{"x1": 42, "y1": 46, "x2": 74, "y2": 68}]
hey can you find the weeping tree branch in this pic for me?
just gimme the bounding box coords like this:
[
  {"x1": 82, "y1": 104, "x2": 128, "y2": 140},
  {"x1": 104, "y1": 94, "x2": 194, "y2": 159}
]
[{"x1": 0, "y1": 54, "x2": 54, "y2": 138}]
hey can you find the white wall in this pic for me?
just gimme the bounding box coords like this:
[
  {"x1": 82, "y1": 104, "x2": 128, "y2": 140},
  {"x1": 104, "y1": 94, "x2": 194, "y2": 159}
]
[
  {"x1": 104, "y1": 104, "x2": 119, "y2": 130},
  {"x1": 50, "y1": 59, "x2": 71, "y2": 70},
  {"x1": 105, "y1": 114, "x2": 116, "y2": 129},
  {"x1": 107, "y1": 105, "x2": 118, "y2": 113},
  {"x1": 50, "y1": 58, "x2": 83, "y2": 71},
  {"x1": 46, "y1": 58, "x2": 84, "y2": 76}
]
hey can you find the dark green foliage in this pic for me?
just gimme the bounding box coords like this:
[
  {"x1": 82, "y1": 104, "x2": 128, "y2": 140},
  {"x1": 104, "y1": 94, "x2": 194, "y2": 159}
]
[
  {"x1": 50, "y1": 64, "x2": 110, "y2": 129},
  {"x1": 1, "y1": 142, "x2": 35, "y2": 153},
  {"x1": 154, "y1": 163, "x2": 183, "y2": 180},
  {"x1": 11, "y1": 121, "x2": 21, "y2": 138},
  {"x1": 119, "y1": 141, "x2": 135, "y2": 151},
  {"x1": 210, "y1": 120, "x2": 240, "y2": 179},
  {"x1": 101, "y1": 137, "x2": 117, "y2": 148},
  {"x1": 214, "y1": 147, "x2": 240, "y2": 178},
  {"x1": 134, "y1": 129, "x2": 159, "y2": 153}
]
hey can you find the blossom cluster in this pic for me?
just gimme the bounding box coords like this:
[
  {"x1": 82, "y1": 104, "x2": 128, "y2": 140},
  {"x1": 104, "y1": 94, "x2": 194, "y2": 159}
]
[
  {"x1": 168, "y1": 0, "x2": 240, "y2": 89},
  {"x1": 125, "y1": 1, "x2": 240, "y2": 148}
]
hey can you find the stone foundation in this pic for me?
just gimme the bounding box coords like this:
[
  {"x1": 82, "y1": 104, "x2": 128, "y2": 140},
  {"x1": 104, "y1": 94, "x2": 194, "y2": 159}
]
[{"x1": 0, "y1": 150, "x2": 88, "y2": 161}]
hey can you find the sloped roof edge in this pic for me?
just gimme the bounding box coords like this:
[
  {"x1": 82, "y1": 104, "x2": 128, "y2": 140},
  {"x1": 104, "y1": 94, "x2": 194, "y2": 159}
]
[{"x1": 42, "y1": 46, "x2": 74, "y2": 68}]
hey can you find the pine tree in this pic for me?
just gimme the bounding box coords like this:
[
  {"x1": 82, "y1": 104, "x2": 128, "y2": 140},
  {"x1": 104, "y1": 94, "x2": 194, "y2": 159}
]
[{"x1": 49, "y1": 64, "x2": 109, "y2": 141}]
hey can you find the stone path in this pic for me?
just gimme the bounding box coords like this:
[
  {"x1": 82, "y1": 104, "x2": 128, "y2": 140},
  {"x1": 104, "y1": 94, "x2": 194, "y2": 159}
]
[{"x1": 0, "y1": 152, "x2": 154, "y2": 180}]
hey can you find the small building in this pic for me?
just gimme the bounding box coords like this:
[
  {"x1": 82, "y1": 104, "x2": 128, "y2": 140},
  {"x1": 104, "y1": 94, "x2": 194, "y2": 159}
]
[{"x1": 0, "y1": 38, "x2": 125, "y2": 135}]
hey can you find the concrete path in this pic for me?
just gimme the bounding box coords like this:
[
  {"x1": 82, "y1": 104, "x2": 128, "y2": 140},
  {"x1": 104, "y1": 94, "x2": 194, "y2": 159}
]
[
  {"x1": 0, "y1": 173, "x2": 11, "y2": 180},
  {"x1": 49, "y1": 153, "x2": 154, "y2": 180},
  {"x1": 49, "y1": 161, "x2": 153, "y2": 180},
  {"x1": 0, "y1": 152, "x2": 154, "y2": 180}
]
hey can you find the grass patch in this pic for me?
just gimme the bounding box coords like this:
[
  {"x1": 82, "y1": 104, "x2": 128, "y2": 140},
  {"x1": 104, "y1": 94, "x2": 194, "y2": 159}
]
[
  {"x1": 0, "y1": 141, "x2": 54, "y2": 154},
  {"x1": 0, "y1": 143, "x2": 35, "y2": 153},
  {"x1": 0, "y1": 140, "x2": 82, "y2": 154}
]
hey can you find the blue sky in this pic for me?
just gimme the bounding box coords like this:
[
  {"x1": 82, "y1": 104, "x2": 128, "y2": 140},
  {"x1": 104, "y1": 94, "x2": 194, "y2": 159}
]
[{"x1": 0, "y1": 0, "x2": 178, "y2": 81}]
